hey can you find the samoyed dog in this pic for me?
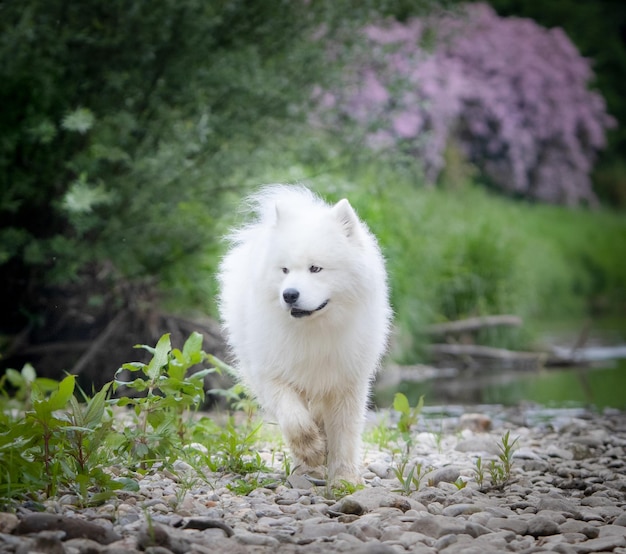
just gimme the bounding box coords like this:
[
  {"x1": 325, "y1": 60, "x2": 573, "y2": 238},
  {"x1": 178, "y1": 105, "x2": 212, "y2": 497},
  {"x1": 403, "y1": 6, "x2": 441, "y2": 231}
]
[{"x1": 217, "y1": 185, "x2": 391, "y2": 483}]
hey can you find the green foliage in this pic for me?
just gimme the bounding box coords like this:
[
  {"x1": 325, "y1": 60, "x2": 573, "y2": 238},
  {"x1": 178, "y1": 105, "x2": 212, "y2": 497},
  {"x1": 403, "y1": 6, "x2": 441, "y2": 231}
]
[
  {"x1": 473, "y1": 431, "x2": 519, "y2": 490},
  {"x1": 392, "y1": 460, "x2": 428, "y2": 495},
  {"x1": 393, "y1": 392, "x2": 424, "y2": 453},
  {"x1": 0, "y1": 372, "x2": 122, "y2": 504},
  {"x1": 112, "y1": 332, "x2": 216, "y2": 466},
  {"x1": 313, "y1": 169, "x2": 626, "y2": 362},
  {"x1": 387, "y1": 392, "x2": 429, "y2": 495},
  {"x1": 326, "y1": 479, "x2": 365, "y2": 500},
  {"x1": 0, "y1": 333, "x2": 267, "y2": 504},
  {"x1": 195, "y1": 417, "x2": 268, "y2": 477},
  {"x1": 1, "y1": 0, "x2": 447, "y2": 333}
]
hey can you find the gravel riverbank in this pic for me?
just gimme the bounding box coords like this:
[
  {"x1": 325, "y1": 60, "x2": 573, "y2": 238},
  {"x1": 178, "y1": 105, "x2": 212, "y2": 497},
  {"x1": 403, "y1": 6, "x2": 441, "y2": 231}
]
[{"x1": 1, "y1": 406, "x2": 625, "y2": 553}]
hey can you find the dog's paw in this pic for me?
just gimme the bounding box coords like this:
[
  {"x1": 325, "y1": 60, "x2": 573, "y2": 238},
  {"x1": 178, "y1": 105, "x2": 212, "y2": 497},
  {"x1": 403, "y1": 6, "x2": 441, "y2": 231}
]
[
  {"x1": 285, "y1": 423, "x2": 326, "y2": 468},
  {"x1": 330, "y1": 464, "x2": 363, "y2": 486}
]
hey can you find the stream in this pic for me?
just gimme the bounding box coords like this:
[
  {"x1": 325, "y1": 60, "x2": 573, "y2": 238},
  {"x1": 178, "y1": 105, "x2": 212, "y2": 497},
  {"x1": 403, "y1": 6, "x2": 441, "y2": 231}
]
[{"x1": 375, "y1": 320, "x2": 626, "y2": 410}]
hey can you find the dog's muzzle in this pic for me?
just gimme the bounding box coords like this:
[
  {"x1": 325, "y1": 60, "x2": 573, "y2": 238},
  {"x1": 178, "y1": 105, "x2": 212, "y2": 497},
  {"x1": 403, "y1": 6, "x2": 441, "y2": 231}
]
[{"x1": 290, "y1": 300, "x2": 329, "y2": 318}]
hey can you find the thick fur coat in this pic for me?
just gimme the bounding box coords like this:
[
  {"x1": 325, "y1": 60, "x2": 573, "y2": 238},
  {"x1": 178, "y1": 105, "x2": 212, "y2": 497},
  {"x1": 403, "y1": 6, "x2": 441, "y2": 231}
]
[{"x1": 217, "y1": 185, "x2": 392, "y2": 482}]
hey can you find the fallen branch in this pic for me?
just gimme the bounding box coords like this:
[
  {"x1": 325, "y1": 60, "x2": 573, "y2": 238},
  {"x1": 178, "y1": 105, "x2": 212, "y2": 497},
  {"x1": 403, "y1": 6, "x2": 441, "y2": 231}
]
[
  {"x1": 424, "y1": 315, "x2": 523, "y2": 336},
  {"x1": 427, "y1": 343, "x2": 545, "y2": 371}
]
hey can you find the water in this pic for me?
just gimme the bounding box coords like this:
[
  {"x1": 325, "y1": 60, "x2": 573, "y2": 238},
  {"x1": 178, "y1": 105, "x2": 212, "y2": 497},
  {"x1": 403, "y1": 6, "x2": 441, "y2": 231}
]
[{"x1": 375, "y1": 358, "x2": 626, "y2": 411}]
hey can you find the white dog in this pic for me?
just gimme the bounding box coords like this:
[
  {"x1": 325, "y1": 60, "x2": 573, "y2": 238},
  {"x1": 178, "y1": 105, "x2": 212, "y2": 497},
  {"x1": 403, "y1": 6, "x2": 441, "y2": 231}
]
[{"x1": 217, "y1": 185, "x2": 391, "y2": 483}]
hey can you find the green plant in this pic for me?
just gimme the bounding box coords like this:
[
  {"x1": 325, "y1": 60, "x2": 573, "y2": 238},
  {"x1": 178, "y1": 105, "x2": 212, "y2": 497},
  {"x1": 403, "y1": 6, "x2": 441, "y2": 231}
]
[
  {"x1": 496, "y1": 430, "x2": 518, "y2": 481},
  {"x1": 227, "y1": 474, "x2": 277, "y2": 496},
  {"x1": 112, "y1": 332, "x2": 215, "y2": 467},
  {"x1": 394, "y1": 392, "x2": 424, "y2": 455},
  {"x1": 326, "y1": 479, "x2": 365, "y2": 500},
  {"x1": 365, "y1": 413, "x2": 401, "y2": 455},
  {"x1": 385, "y1": 392, "x2": 427, "y2": 495},
  {"x1": 63, "y1": 382, "x2": 125, "y2": 503},
  {"x1": 202, "y1": 417, "x2": 268, "y2": 476},
  {"x1": 207, "y1": 355, "x2": 258, "y2": 417},
  {"x1": 392, "y1": 460, "x2": 428, "y2": 495},
  {"x1": 473, "y1": 456, "x2": 486, "y2": 489},
  {"x1": 473, "y1": 431, "x2": 519, "y2": 490},
  {"x1": 0, "y1": 333, "x2": 278, "y2": 504},
  {"x1": 453, "y1": 477, "x2": 467, "y2": 490},
  {"x1": 0, "y1": 363, "x2": 59, "y2": 409},
  {"x1": 0, "y1": 370, "x2": 129, "y2": 505}
]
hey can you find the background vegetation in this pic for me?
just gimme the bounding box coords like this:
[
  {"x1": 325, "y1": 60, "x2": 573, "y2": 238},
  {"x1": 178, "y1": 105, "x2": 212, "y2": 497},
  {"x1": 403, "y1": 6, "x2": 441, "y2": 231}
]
[{"x1": 1, "y1": 0, "x2": 625, "y2": 384}]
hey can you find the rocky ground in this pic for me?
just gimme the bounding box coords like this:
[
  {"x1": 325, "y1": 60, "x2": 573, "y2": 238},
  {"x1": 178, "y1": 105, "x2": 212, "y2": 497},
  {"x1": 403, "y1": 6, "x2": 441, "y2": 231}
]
[{"x1": 1, "y1": 405, "x2": 625, "y2": 554}]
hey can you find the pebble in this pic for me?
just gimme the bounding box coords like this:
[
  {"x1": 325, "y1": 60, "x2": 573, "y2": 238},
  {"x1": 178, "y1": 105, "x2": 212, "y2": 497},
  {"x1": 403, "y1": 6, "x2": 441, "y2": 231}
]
[{"x1": 2, "y1": 407, "x2": 626, "y2": 553}]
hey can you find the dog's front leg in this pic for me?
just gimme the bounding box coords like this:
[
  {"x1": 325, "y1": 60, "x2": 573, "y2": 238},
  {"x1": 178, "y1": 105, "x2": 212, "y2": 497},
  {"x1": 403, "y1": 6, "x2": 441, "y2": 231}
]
[
  {"x1": 323, "y1": 385, "x2": 368, "y2": 484},
  {"x1": 269, "y1": 383, "x2": 326, "y2": 471}
]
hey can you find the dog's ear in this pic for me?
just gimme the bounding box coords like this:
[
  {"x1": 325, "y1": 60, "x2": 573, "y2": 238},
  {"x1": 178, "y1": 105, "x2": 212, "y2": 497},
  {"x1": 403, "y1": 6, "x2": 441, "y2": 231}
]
[
  {"x1": 331, "y1": 198, "x2": 359, "y2": 239},
  {"x1": 274, "y1": 203, "x2": 281, "y2": 226},
  {"x1": 273, "y1": 201, "x2": 288, "y2": 227}
]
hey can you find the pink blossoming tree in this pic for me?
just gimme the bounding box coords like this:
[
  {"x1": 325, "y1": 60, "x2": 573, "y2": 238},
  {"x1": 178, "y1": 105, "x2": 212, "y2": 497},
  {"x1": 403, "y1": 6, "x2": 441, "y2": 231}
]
[{"x1": 316, "y1": 4, "x2": 615, "y2": 205}]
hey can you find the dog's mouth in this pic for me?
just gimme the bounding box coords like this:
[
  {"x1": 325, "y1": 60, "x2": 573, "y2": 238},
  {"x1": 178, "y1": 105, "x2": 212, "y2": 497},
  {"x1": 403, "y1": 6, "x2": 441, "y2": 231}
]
[{"x1": 290, "y1": 300, "x2": 329, "y2": 319}]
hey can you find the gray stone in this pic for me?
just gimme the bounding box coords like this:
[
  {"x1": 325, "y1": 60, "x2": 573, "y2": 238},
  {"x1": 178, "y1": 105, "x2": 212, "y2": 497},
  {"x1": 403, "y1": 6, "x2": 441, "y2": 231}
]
[
  {"x1": 286, "y1": 474, "x2": 314, "y2": 490},
  {"x1": 571, "y1": 534, "x2": 626, "y2": 553},
  {"x1": 486, "y1": 516, "x2": 528, "y2": 535},
  {"x1": 344, "y1": 487, "x2": 420, "y2": 513},
  {"x1": 235, "y1": 531, "x2": 281, "y2": 547},
  {"x1": 537, "y1": 496, "x2": 582, "y2": 518},
  {"x1": 65, "y1": 538, "x2": 108, "y2": 553},
  {"x1": 328, "y1": 497, "x2": 365, "y2": 516},
  {"x1": 599, "y1": 524, "x2": 626, "y2": 537},
  {"x1": 0, "y1": 513, "x2": 19, "y2": 534},
  {"x1": 434, "y1": 533, "x2": 459, "y2": 550},
  {"x1": 425, "y1": 466, "x2": 461, "y2": 487},
  {"x1": 300, "y1": 521, "x2": 347, "y2": 540},
  {"x1": 349, "y1": 542, "x2": 398, "y2": 554},
  {"x1": 442, "y1": 504, "x2": 483, "y2": 517},
  {"x1": 410, "y1": 514, "x2": 468, "y2": 538},
  {"x1": 559, "y1": 519, "x2": 599, "y2": 538},
  {"x1": 368, "y1": 462, "x2": 393, "y2": 479},
  {"x1": 527, "y1": 514, "x2": 561, "y2": 537},
  {"x1": 455, "y1": 436, "x2": 500, "y2": 455}
]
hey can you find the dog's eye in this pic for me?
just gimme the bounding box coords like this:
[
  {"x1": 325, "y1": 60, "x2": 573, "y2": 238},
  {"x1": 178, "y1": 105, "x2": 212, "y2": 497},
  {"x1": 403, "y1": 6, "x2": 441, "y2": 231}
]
[
  {"x1": 281, "y1": 267, "x2": 289, "y2": 274},
  {"x1": 309, "y1": 265, "x2": 323, "y2": 273}
]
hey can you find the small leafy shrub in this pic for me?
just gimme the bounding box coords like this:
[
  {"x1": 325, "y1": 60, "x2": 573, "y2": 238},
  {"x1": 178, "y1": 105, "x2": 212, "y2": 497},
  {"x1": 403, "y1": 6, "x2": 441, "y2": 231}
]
[
  {"x1": 1, "y1": 371, "x2": 122, "y2": 504},
  {"x1": 388, "y1": 392, "x2": 429, "y2": 494},
  {"x1": 317, "y1": 3, "x2": 615, "y2": 205},
  {"x1": 0, "y1": 333, "x2": 266, "y2": 505},
  {"x1": 112, "y1": 332, "x2": 216, "y2": 467},
  {"x1": 392, "y1": 459, "x2": 428, "y2": 495},
  {"x1": 473, "y1": 430, "x2": 519, "y2": 489},
  {"x1": 394, "y1": 392, "x2": 424, "y2": 455}
]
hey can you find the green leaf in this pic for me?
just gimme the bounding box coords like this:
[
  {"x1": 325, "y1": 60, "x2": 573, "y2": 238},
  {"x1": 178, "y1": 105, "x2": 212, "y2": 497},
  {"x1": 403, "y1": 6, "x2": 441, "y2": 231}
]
[
  {"x1": 82, "y1": 382, "x2": 111, "y2": 427},
  {"x1": 146, "y1": 334, "x2": 171, "y2": 380},
  {"x1": 5, "y1": 368, "x2": 24, "y2": 388},
  {"x1": 182, "y1": 332, "x2": 203, "y2": 360},
  {"x1": 207, "y1": 354, "x2": 237, "y2": 377},
  {"x1": 22, "y1": 363, "x2": 37, "y2": 383},
  {"x1": 119, "y1": 362, "x2": 146, "y2": 373},
  {"x1": 393, "y1": 392, "x2": 410, "y2": 416},
  {"x1": 190, "y1": 368, "x2": 213, "y2": 380},
  {"x1": 114, "y1": 477, "x2": 140, "y2": 491},
  {"x1": 47, "y1": 375, "x2": 76, "y2": 412}
]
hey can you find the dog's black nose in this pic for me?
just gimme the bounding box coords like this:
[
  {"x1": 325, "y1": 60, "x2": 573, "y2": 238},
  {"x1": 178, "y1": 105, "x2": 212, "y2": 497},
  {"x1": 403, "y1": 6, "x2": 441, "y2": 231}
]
[{"x1": 283, "y1": 288, "x2": 300, "y2": 305}]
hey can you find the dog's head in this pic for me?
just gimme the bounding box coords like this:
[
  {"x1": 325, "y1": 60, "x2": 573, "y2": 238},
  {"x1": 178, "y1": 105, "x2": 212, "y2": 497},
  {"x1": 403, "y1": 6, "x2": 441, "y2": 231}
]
[{"x1": 269, "y1": 198, "x2": 365, "y2": 320}]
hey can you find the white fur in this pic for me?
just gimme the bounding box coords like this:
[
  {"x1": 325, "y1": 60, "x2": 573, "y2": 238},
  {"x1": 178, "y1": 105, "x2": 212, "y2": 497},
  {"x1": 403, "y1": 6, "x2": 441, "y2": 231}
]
[{"x1": 217, "y1": 185, "x2": 392, "y2": 482}]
